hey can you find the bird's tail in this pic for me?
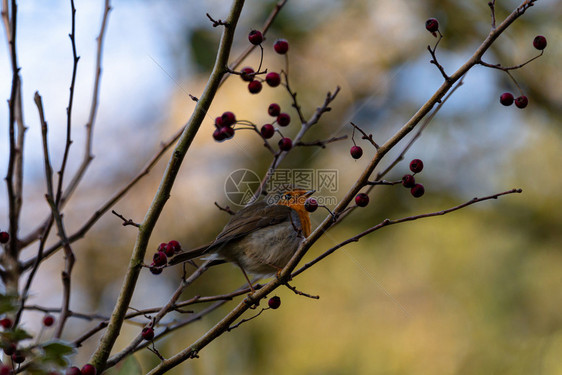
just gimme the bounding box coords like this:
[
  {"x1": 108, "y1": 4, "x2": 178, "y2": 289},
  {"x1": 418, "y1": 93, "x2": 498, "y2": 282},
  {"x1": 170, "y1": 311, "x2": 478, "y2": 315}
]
[{"x1": 168, "y1": 244, "x2": 210, "y2": 266}]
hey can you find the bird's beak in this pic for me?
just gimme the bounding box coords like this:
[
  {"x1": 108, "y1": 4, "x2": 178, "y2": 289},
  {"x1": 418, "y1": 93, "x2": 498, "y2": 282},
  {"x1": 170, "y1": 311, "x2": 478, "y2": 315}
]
[{"x1": 303, "y1": 189, "x2": 315, "y2": 198}]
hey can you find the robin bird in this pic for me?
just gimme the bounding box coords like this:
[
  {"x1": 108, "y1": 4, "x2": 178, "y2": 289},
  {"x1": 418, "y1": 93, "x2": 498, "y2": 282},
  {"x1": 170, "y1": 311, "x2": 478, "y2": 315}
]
[{"x1": 169, "y1": 188, "x2": 314, "y2": 291}]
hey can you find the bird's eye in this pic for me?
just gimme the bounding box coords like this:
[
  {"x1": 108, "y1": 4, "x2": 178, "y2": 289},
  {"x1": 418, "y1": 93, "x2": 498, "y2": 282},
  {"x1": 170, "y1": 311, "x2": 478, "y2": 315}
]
[{"x1": 283, "y1": 193, "x2": 292, "y2": 200}]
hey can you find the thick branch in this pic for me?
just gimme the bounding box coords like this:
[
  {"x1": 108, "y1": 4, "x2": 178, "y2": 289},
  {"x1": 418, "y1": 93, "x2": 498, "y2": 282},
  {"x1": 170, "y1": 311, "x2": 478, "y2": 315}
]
[{"x1": 89, "y1": 1, "x2": 246, "y2": 371}]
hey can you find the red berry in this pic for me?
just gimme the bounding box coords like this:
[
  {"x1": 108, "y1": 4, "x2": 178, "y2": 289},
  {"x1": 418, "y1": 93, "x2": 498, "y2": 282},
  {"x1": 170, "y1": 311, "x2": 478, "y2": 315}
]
[
  {"x1": 268, "y1": 296, "x2": 281, "y2": 309},
  {"x1": 355, "y1": 193, "x2": 369, "y2": 207},
  {"x1": 65, "y1": 367, "x2": 81, "y2": 375},
  {"x1": 240, "y1": 67, "x2": 255, "y2": 82},
  {"x1": 273, "y1": 39, "x2": 289, "y2": 54},
  {"x1": 157, "y1": 242, "x2": 167, "y2": 251},
  {"x1": 0, "y1": 231, "x2": 8, "y2": 244},
  {"x1": 278, "y1": 137, "x2": 292, "y2": 151},
  {"x1": 152, "y1": 251, "x2": 167, "y2": 267},
  {"x1": 499, "y1": 92, "x2": 514, "y2": 106},
  {"x1": 219, "y1": 126, "x2": 235, "y2": 140},
  {"x1": 0, "y1": 365, "x2": 12, "y2": 375},
  {"x1": 81, "y1": 364, "x2": 97, "y2": 375},
  {"x1": 350, "y1": 145, "x2": 363, "y2": 159},
  {"x1": 268, "y1": 103, "x2": 281, "y2": 117},
  {"x1": 214, "y1": 117, "x2": 224, "y2": 129},
  {"x1": 409, "y1": 159, "x2": 424, "y2": 173},
  {"x1": 402, "y1": 174, "x2": 416, "y2": 188},
  {"x1": 163, "y1": 244, "x2": 175, "y2": 257},
  {"x1": 515, "y1": 95, "x2": 528, "y2": 109},
  {"x1": 141, "y1": 327, "x2": 154, "y2": 341},
  {"x1": 265, "y1": 72, "x2": 281, "y2": 87},
  {"x1": 221, "y1": 111, "x2": 236, "y2": 126},
  {"x1": 166, "y1": 240, "x2": 181, "y2": 255},
  {"x1": 149, "y1": 265, "x2": 162, "y2": 275},
  {"x1": 533, "y1": 35, "x2": 547, "y2": 50},
  {"x1": 11, "y1": 351, "x2": 25, "y2": 364},
  {"x1": 248, "y1": 80, "x2": 263, "y2": 94},
  {"x1": 425, "y1": 18, "x2": 439, "y2": 33},
  {"x1": 260, "y1": 124, "x2": 275, "y2": 139},
  {"x1": 411, "y1": 184, "x2": 425, "y2": 198},
  {"x1": 3, "y1": 343, "x2": 16, "y2": 356},
  {"x1": 212, "y1": 128, "x2": 226, "y2": 142},
  {"x1": 0, "y1": 318, "x2": 12, "y2": 329},
  {"x1": 277, "y1": 113, "x2": 291, "y2": 127},
  {"x1": 304, "y1": 198, "x2": 318, "y2": 213},
  {"x1": 43, "y1": 315, "x2": 55, "y2": 327},
  {"x1": 248, "y1": 30, "x2": 263, "y2": 45}
]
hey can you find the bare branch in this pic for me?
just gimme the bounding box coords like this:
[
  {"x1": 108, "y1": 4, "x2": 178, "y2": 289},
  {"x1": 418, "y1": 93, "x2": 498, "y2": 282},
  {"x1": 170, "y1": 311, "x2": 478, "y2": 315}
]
[
  {"x1": 293, "y1": 189, "x2": 523, "y2": 278},
  {"x1": 295, "y1": 135, "x2": 347, "y2": 148},
  {"x1": 112, "y1": 210, "x2": 140, "y2": 228},
  {"x1": 35, "y1": 92, "x2": 76, "y2": 339},
  {"x1": 206, "y1": 12, "x2": 228, "y2": 27},
  {"x1": 214, "y1": 202, "x2": 236, "y2": 215},
  {"x1": 90, "y1": 2, "x2": 246, "y2": 370},
  {"x1": 350, "y1": 122, "x2": 379, "y2": 149},
  {"x1": 55, "y1": 0, "x2": 80, "y2": 207},
  {"x1": 60, "y1": 0, "x2": 112, "y2": 209}
]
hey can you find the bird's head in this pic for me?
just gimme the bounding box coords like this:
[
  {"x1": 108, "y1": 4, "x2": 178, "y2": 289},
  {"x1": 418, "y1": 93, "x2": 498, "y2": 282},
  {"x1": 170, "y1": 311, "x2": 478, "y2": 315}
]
[{"x1": 276, "y1": 188, "x2": 315, "y2": 210}]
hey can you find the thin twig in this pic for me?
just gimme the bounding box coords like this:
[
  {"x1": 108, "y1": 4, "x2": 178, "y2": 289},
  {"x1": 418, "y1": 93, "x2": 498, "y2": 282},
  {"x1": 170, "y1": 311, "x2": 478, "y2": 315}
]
[
  {"x1": 489, "y1": 0, "x2": 497, "y2": 29},
  {"x1": 350, "y1": 122, "x2": 379, "y2": 149},
  {"x1": 295, "y1": 135, "x2": 347, "y2": 148},
  {"x1": 282, "y1": 70, "x2": 306, "y2": 125},
  {"x1": 206, "y1": 12, "x2": 228, "y2": 27},
  {"x1": 478, "y1": 52, "x2": 543, "y2": 71},
  {"x1": 293, "y1": 189, "x2": 523, "y2": 278},
  {"x1": 427, "y1": 33, "x2": 450, "y2": 82},
  {"x1": 55, "y1": 0, "x2": 80, "y2": 207},
  {"x1": 24, "y1": 304, "x2": 110, "y2": 321},
  {"x1": 214, "y1": 202, "x2": 236, "y2": 215},
  {"x1": 284, "y1": 282, "x2": 319, "y2": 299},
  {"x1": 227, "y1": 308, "x2": 266, "y2": 331},
  {"x1": 112, "y1": 210, "x2": 140, "y2": 227},
  {"x1": 35, "y1": 92, "x2": 76, "y2": 339},
  {"x1": 60, "y1": 0, "x2": 111, "y2": 213}
]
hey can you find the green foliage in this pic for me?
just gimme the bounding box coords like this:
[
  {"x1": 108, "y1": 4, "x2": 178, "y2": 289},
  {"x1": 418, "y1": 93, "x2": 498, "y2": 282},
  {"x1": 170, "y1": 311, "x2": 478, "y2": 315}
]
[
  {"x1": 1, "y1": 327, "x2": 32, "y2": 343},
  {"x1": 0, "y1": 293, "x2": 18, "y2": 315},
  {"x1": 39, "y1": 340, "x2": 76, "y2": 367}
]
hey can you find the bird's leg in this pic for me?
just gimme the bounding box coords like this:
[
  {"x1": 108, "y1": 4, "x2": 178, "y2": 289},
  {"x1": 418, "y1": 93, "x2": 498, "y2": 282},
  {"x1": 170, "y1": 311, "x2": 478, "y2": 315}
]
[{"x1": 238, "y1": 265, "x2": 256, "y2": 294}]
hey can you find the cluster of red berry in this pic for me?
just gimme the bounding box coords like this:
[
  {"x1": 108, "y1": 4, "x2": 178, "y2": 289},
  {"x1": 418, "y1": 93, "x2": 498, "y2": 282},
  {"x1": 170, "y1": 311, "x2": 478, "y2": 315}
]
[
  {"x1": 498, "y1": 35, "x2": 546, "y2": 110},
  {"x1": 425, "y1": 17, "x2": 547, "y2": 111},
  {"x1": 212, "y1": 30, "x2": 296, "y2": 153},
  {"x1": 402, "y1": 159, "x2": 425, "y2": 198},
  {"x1": 149, "y1": 240, "x2": 182, "y2": 275}
]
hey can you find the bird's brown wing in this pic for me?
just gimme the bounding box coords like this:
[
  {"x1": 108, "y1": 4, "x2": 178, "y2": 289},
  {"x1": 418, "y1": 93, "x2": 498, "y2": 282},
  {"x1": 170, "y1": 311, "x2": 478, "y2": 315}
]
[
  {"x1": 212, "y1": 202, "x2": 294, "y2": 246},
  {"x1": 168, "y1": 202, "x2": 295, "y2": 265}
]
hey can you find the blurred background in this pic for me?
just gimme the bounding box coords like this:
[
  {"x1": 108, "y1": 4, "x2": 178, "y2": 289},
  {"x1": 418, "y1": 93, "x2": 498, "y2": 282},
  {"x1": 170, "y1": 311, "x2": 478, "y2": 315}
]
[{"x1": 1, "y1": 0, "x2": 561, "y2": 374}]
